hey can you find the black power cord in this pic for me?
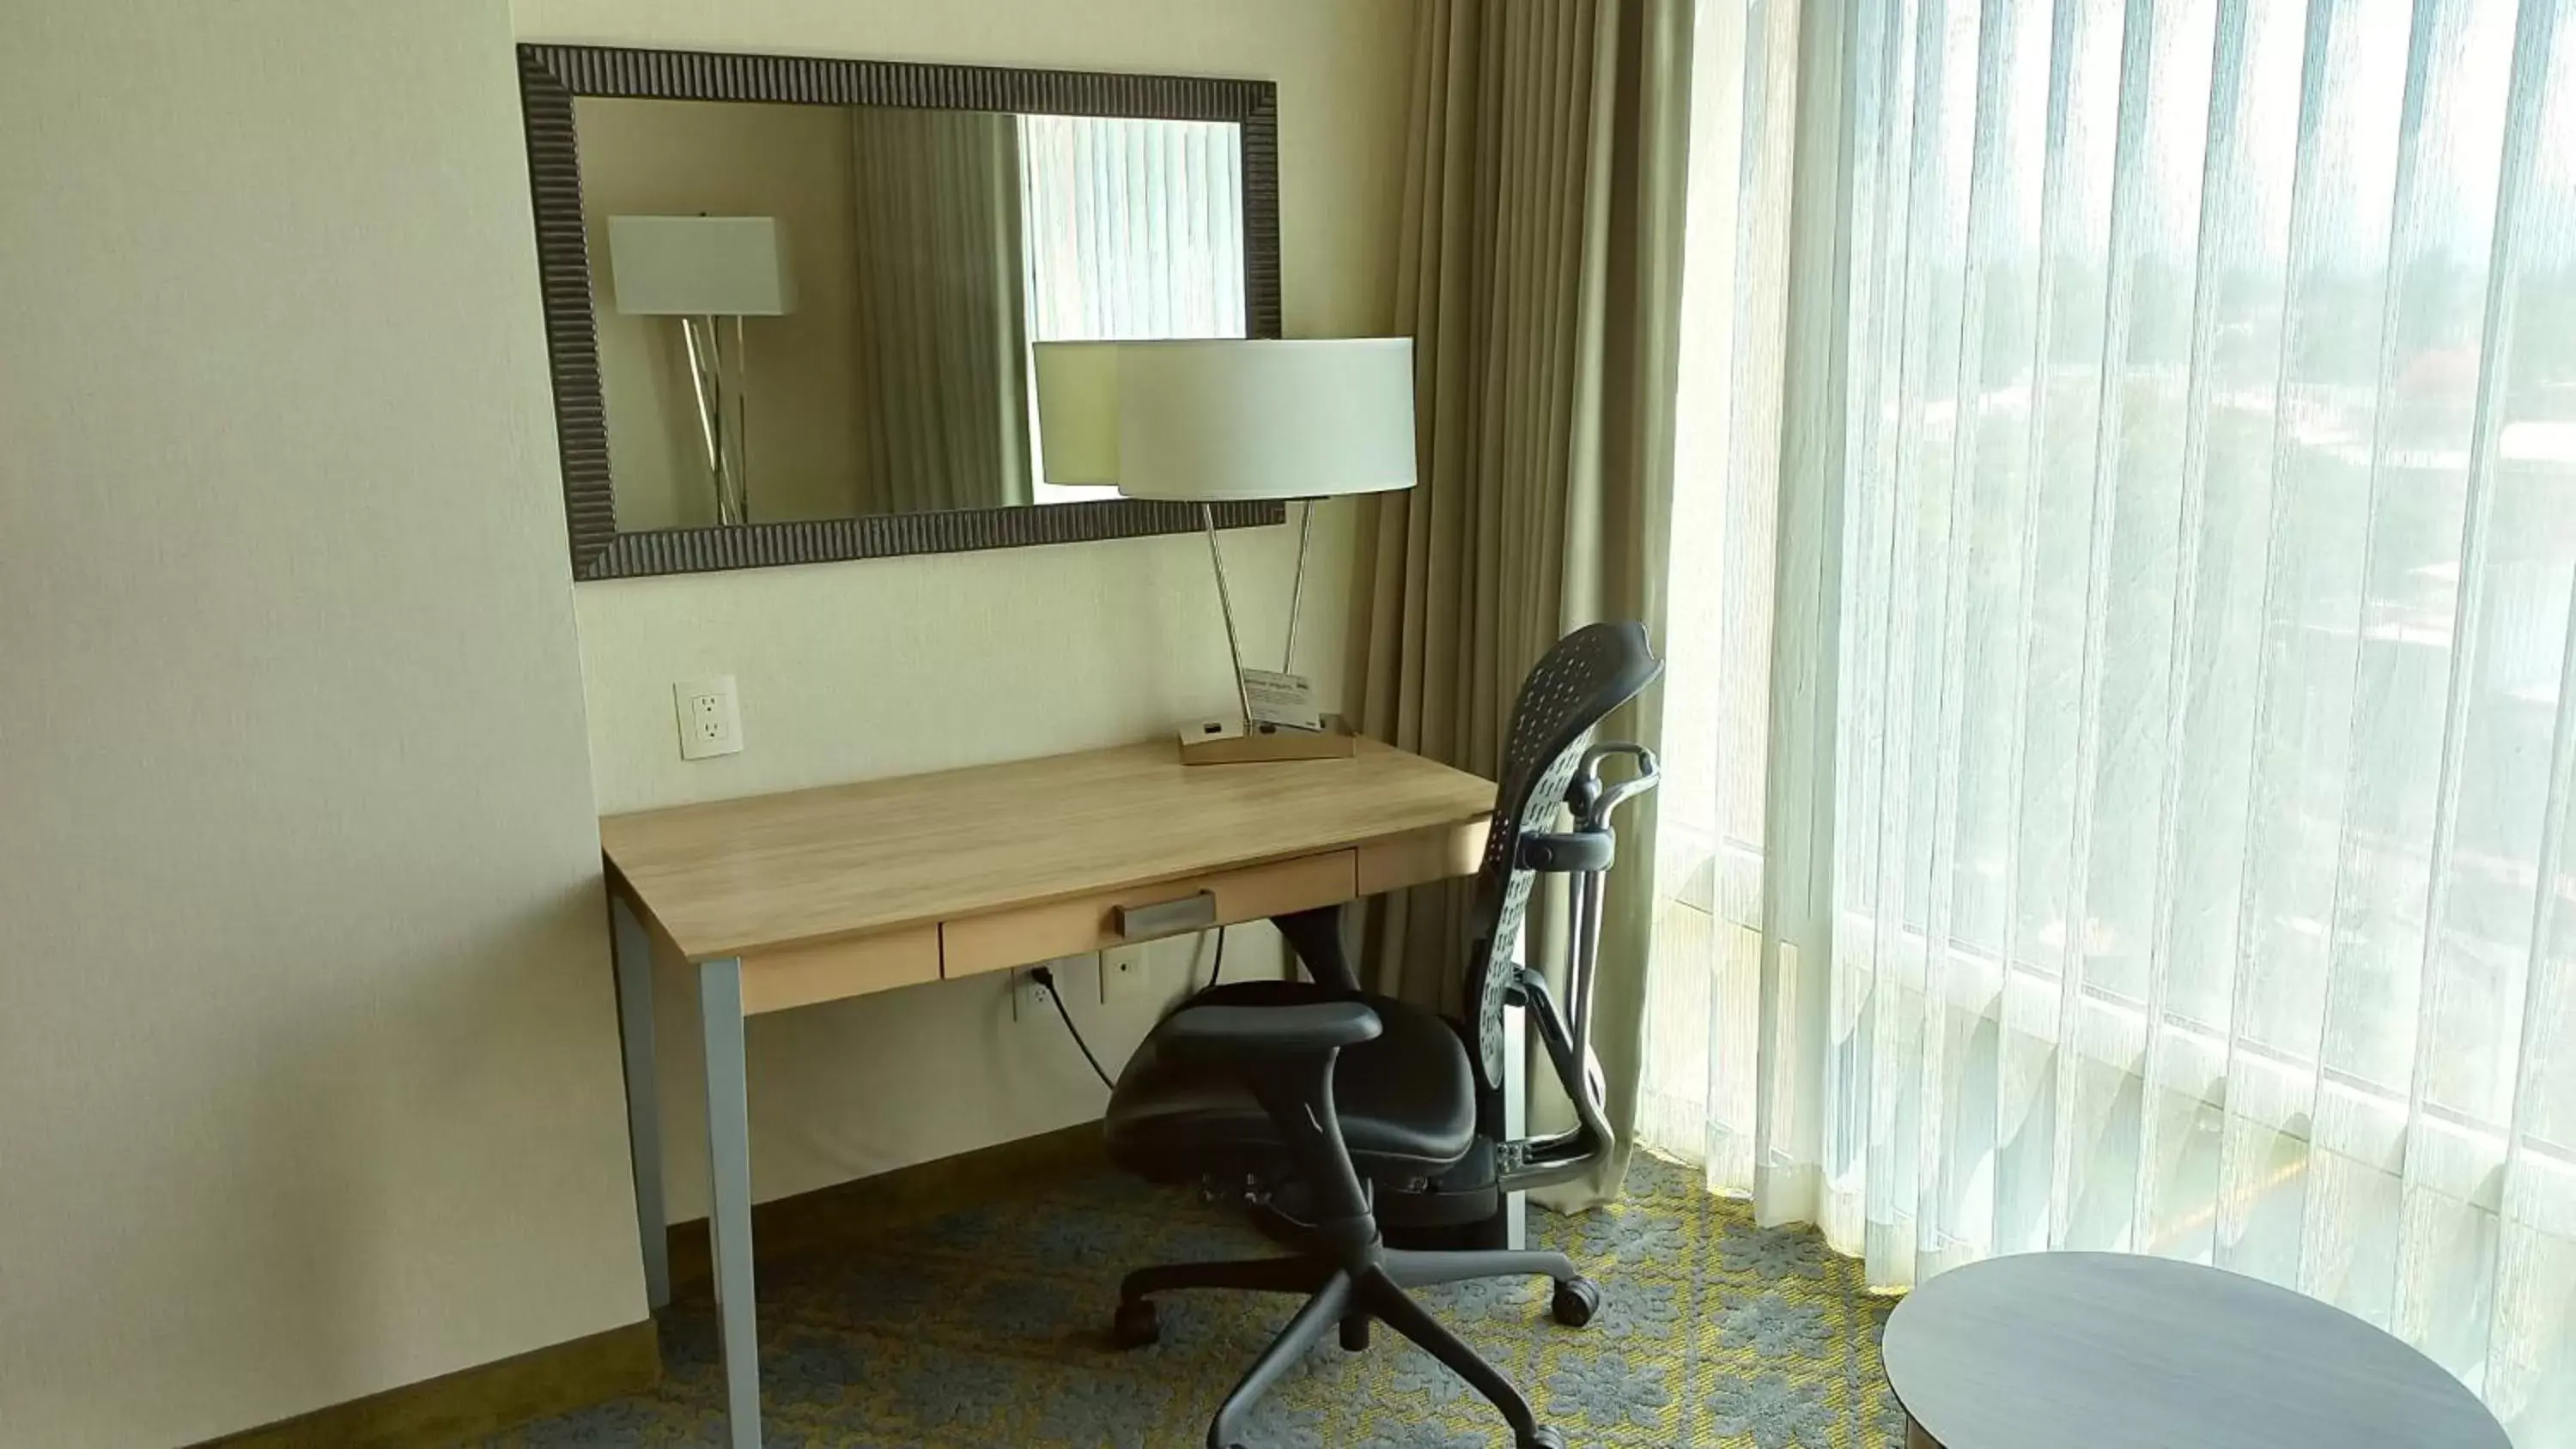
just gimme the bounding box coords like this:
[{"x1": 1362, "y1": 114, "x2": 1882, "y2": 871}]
[
  {"x1": 1035, "y1": 927, "x2": 1229, "y2": 1092},
  {"x1": 1029, "y1": 965, "x2": 1115, "y2": 1089}
]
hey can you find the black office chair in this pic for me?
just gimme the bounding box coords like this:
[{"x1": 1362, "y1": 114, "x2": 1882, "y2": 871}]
[{"x1": 1101, "y1": 621, "x2": 1662, "y2": 1449}]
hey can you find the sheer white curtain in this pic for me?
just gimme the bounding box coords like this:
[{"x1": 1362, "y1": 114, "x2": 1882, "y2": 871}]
[{"x1": 1644, "y1": 0, "x2": 2576, "y2": 1438}]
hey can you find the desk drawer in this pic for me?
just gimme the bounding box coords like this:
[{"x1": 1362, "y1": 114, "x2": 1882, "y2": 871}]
[
  {"x1": 1357, "y1": 819, "x2": 1490, "y2": 896},
  {"x1": 739, "y1": 925, "x2": 941, "y2": 1015},
  {"x1": 941, "y1": 850, "x2": 1358, "y2": 979}
]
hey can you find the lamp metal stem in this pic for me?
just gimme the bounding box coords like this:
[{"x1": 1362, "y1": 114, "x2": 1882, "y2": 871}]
[
  {"x1": 729, "y1": 313, "x2": 751, "y2": 525},
  {"x1": 681, "y1": 316, "x2": 724, "y2": 514},
  {"x1": 1282, "y1": 498, "x2": 1312, "y2": 674},
  {"x1": 679, "y1": 315, "x2": 753, "y2": 526},
  {"x1": 1203, "y1": 503, "x2": 1255, "y2": 725}
]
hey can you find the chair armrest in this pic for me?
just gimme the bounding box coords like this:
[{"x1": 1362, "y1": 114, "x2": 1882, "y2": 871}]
[
  {"x1": 1157, "y1": 1000, "x2": 1384, "y2": 1230},
  {"x1": 1157, "y1": 1001, "x2": 1382, "y2": 1063}
]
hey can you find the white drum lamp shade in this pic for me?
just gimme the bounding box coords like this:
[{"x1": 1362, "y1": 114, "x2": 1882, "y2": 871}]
[
  {"x1": 1032, "y1": 338, "x2": 1417, "y2": 500},
  {"x1": 1030, "y1": 337, "x2": 1415, "y2": 757},
  {"x1": 607, "y1": 215, "x2": 795, "y2": 317}
]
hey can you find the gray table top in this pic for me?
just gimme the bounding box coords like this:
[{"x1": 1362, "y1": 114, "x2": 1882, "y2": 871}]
[{"x1": 1881, "y1": 1252, "x2": 2511, "y2": 1449}]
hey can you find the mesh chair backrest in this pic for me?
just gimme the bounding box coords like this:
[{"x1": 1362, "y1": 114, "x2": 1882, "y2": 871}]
[{"x1": 1461, "y1": 621, "x2": 1662, "y2": 1089}]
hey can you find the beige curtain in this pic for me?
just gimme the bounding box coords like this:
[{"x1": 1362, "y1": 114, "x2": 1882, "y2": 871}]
[
  {"x1": 848, "y1": 108, "x2": 1032, "y2": 513},
  {"x1": 1356, "y1": 0, "x2": 1695, "y2": 1208}
]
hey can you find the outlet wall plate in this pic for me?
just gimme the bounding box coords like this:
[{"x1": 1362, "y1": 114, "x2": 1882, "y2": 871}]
[
  {"x1": 1012, "y1": 960, "x2": 1089, "y2": 1022},
  {"x1": 1099, "y1": 944, "x2": 1149, "y2": 1005},
  {"x1": 673, "y1": 676, "x2": 743, "y2": 761}
]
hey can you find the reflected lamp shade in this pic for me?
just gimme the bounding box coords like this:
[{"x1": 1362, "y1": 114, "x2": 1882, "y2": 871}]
[
  {"x1": 1032, "y1": 342, "x2": 1124, "y2": 485},
  {"x1": 1032, "y1": 338, "x2": 1417, "y2": 500},
  {"x1": 607, "y1": 215, "x2": 795, "y2": 317}
]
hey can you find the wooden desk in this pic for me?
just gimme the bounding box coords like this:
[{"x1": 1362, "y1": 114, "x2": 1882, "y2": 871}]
[{"x1": 600, "y1": 739, "x2": 1495, "y2": 1448}]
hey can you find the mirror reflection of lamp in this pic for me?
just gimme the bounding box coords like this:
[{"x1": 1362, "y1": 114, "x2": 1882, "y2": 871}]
[{"x1": 607, "y1": 215, "x2": 795, "y2": 527}]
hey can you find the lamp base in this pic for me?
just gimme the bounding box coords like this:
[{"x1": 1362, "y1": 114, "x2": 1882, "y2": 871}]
[{"x1": 1175, "y1": 713, "x2": 1360, "y2": 767}]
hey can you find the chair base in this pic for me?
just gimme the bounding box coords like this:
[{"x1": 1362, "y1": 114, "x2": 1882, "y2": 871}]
[{"x1": 1115, "y1": 1246, "x2": 1590, "y2": 1449}]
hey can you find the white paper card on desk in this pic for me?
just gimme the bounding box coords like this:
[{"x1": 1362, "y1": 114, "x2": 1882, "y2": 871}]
[{"x1": 1241, "y1": 670, "x2": 1322, "y2": 731}]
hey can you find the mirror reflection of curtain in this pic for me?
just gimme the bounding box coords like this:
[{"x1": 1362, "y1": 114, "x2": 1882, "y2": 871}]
[
  {"x1": 848, "y1": 108, "x2": 1032, "y2": 512},
  {"x1": 1018, "y1": 115, "x2": 1246, "y2": 343}
]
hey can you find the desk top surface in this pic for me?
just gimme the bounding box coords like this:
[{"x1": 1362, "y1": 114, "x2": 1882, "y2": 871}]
[{"x1": 601, "y1": 738, "x2": 1496, "y2": 961}]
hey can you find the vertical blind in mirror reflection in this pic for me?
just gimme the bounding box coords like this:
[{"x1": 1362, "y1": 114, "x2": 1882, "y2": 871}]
[{"x1": 576, "y1": 99, "x2": 1248, "y2": 532}]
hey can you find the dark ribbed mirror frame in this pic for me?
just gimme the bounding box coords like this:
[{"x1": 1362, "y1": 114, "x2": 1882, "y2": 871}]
[{"x1": 517, "y1": 43, "x2": 1285, "y2": 580}]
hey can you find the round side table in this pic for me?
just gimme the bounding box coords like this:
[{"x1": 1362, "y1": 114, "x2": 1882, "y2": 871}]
[{"x1": 1882, "y1": 1252, "x2": 2511, "y2": 1449}]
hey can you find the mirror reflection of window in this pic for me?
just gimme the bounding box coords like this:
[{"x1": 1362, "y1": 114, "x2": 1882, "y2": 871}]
[
  {"x1": 1018, "y1": 115, "x2": 1249, "y2": 506},
  {"x1": 833, "y1": 109, "x2": 1252, "y2": 514}
]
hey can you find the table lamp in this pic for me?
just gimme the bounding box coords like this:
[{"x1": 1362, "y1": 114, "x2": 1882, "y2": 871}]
[
  {"x1": 1033, "y1": 337, "x2": 1417, "y2": 763},
  {"x1": 607, "y1": 215, "x2": 796, "y2": 526}
]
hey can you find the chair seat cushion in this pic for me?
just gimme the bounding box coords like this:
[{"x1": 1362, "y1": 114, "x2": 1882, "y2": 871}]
[{"x1": 1104, "y1": 980, "x2": 1479, "y2": 1182}]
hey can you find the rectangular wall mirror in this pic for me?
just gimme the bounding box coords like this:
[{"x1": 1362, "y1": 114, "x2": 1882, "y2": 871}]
[{"x1": 518, "y1": 46, "x2": 1283, "y2": 579}]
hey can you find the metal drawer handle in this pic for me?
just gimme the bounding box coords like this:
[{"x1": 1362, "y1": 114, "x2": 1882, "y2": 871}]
[{"x1": 1115, "y1": 891, "x2": 1218, "y2": 941}]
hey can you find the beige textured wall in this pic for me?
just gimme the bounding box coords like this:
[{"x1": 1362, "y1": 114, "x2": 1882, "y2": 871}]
[
  {"x1": 0, "y1": 4, "x2": 647, "y2": 1446},
  {"x1": 579, "y1": 97, "x2": 866, "y2": 530},
  {"x1": 524, "y1": 0, "x2": 1419, "y2": 1220}
]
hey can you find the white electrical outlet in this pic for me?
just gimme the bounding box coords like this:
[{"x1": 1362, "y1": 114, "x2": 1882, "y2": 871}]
[
  {"x1": 1005, "y1": 967, "x2": 1046, "y2": 1024},
  {"x1": 1015, "y1": 957, "x2": 1102, "y2": 1022},
  {"x1": 1100, "y1": 944, "x2": 1149, "y2": 1005},
  {"x1": 673, "y1": 676, "x2": 743, "y2": 761},
  {"x1": 1020, "y1": 957, "x2": 1113, "y2": 1024}
]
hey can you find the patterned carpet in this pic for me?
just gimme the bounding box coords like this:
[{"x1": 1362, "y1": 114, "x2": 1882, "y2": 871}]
[{"x1": 484, "y1": 1155, "x2": 1904, "y2": 1448}]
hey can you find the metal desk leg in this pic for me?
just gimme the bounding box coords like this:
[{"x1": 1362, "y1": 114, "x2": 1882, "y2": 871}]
[
  {"x1": 609, "y1": 896, "x2": 670, "y2": 1311},
  {"x1": 699, "y1": 957, "x2": 762, "y2": 1448}
]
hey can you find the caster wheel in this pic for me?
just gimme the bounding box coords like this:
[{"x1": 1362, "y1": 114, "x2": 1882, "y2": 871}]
[
  {"x1": 1519, "y1": 1428, "x2": 1568, "y2": 1448},
  {"x1": 1339, "y1": 1313, "x2": 1371, "y2": 1351},
  {"x1": 1111, "y1": 1298, "x2": 1160, "y2": 1349},
  {"x1": 1552, "y1": 1276, "x2": 1601, "y2": 1328}
]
